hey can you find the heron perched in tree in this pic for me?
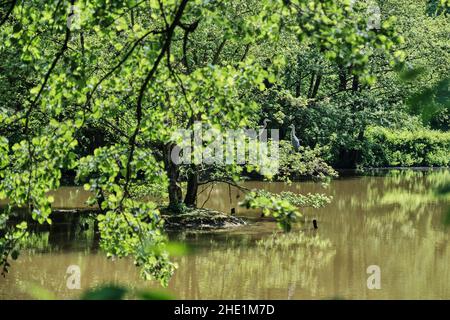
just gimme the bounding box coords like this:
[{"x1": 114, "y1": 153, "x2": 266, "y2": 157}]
[
  {"x1": 258, "y1": 118, "x2": 270, "y2": 140},
  {"x1": 289, "y1": 123, "x2": 300, "y2": 151}
]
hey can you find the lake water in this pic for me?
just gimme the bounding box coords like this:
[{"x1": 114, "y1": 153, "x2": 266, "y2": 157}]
[{"x1": 1, "y1": 169, "x2": 449, "y2": 299}]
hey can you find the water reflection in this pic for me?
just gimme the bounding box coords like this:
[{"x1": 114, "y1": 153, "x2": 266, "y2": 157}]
[{"x1": 0, "y1": 169, "x2": 449, "y2": 299}]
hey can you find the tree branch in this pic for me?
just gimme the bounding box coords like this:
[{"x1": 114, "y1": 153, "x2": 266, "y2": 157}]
[
  {"x1": 122, "y1": 0, "x2": 189, "y2": 199},
  {"x1": 0, "y1": 0, "x2": 16, "y2": 28}
]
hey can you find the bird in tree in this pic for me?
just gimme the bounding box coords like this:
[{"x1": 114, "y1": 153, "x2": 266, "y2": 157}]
[
  {"x1": 258, "y1": 118, "x2": 271, "y2": 140},
  {"x1": 289, "y1": 124, "x2": 300, "y2": 151}
]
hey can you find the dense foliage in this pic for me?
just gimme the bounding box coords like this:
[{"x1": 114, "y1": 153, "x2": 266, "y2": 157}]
[
  {"x1": 258, "y1": 0, "x2": 449, "y2": 168},
  {"x1": 363, "y1": 126, "x2": 450, "y2": 167}
]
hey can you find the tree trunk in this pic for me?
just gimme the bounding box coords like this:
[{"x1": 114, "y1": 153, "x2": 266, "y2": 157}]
[
  {"x1": 163, "y1": 143, "x2": 182, "y2": 212},
  {"x1": 338, "y1": 65, "x2": 347, "y2": 91},
  {"x1": 352, "y1": 75, "x2": 359, "y2": 92},
  {"x1": 311, "y1": 72, "x2": 322, "y2": 98},
  {"x1": 307, "y1": 72, "x2": 316, "y2": 98},
  {"x1": 295, "y1": 72, "x2": 302, "y2": 97},
  {"x1": 184, "y1": 165, "x2": 198, "y2": 207}
]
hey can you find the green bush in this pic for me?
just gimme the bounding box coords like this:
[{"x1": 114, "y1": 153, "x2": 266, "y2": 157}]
[{"x1": 363, "y1": 126, "x2": 450, "y2": 167}]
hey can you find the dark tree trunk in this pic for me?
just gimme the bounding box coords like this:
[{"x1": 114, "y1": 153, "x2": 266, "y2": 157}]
[
  {"x1": 338, "y1": 65, "x2": 347, "y2": 91},
  {"x1": 352, "y1": 75, "x2": 359, "y2": 92},
  {"x1": 307, "y1": 72, "x2": 316, "y2": 98},
  {"x1": 184, "y1": 165, "x2": 198, "y2": 207},
  {"x1": 295, "y1": 72, "x2": 302, "y2": 97},
  {"x1": 311, "y1": 72, "x2": 322, "y2": 98},
  {"x1": 163, "y1": 143, "x2": 182, "y2": 212}
]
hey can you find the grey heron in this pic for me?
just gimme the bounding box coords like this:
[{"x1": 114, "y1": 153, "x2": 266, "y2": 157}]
[
  {"x1": 258, "y1": 118, "x2": 270, "y2": 140},
  {"x1": 289, "y1": 123, "x2": 300, "y2": 151}
]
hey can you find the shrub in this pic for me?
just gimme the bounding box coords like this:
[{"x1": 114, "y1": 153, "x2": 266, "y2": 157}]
[{"x1": 362, "y1": 126, "x2": 450, "y2": 167}]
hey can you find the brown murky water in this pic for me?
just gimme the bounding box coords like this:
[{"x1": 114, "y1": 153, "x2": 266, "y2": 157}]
[{"x1": 1, "y1": 169, "x2": 449, "y2": 299}]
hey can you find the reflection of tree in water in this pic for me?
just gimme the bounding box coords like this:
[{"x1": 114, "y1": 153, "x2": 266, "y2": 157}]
[
  {"x1": 332, "y1": 170, "x2": 450, "y2": 299},
  {"x1": 18, "y1": 213, "x2": 97, "y2": 253},
  {"x1": 168, "y1": 232, "x2": 335, "y2": 299},
  {"x1": 362, "y1": 169, "x2": 449, "y2": 238},
  {"x1": 325, "y1": 170, "x2": 449, "y2": 239}
]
